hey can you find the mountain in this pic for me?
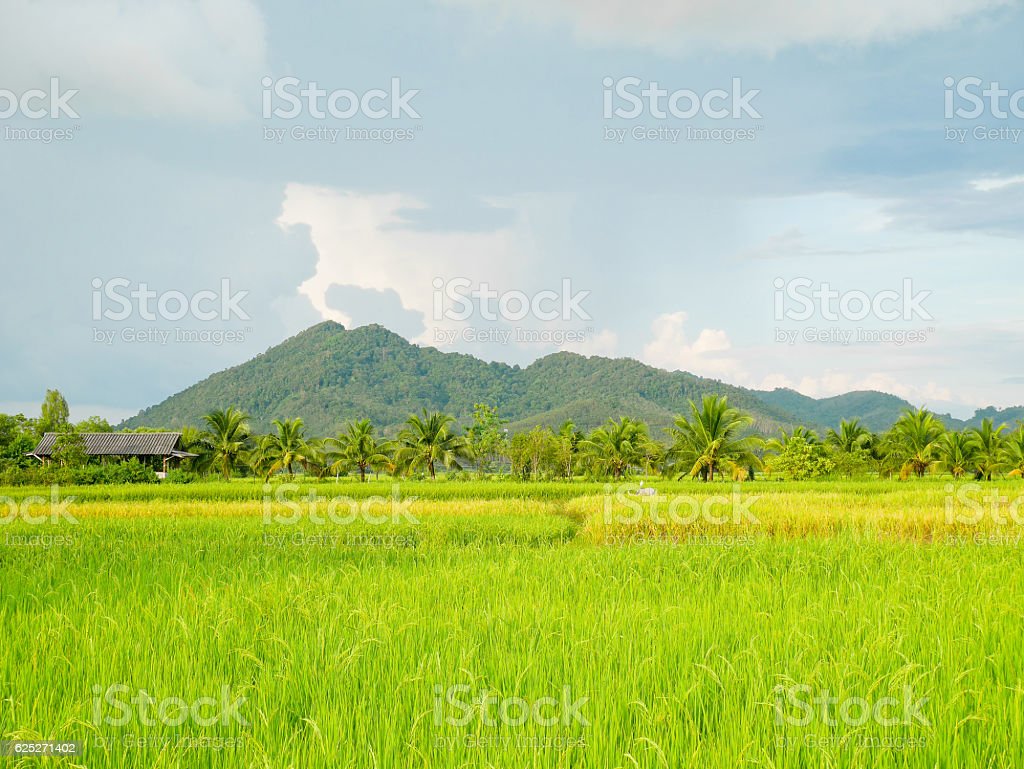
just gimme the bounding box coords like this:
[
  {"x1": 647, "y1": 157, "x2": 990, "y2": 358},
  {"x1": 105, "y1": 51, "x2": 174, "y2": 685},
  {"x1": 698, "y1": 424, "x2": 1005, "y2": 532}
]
[
  {"x1": 753, "y1": 388, "x2": 917, "y2": 434},
  {"x1": 121, "y1": 322, "x2": 1023, "y2": 437}
]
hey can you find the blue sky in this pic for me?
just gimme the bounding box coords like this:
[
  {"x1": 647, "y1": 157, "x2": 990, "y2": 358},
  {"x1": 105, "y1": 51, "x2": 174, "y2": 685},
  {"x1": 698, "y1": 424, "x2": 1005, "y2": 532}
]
[{"x1": 1, "y1": 0, "x2": 1022, "y2": 422}]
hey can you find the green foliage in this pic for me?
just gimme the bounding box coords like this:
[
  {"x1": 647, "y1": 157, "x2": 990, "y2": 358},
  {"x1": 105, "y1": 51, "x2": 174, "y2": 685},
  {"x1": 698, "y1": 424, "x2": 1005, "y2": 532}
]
[
  {"x1": 75, "y1": 415, "x2": 113, "y2": 433},
  {"x1": 395, "y1": 410, "x2": 473, "y2": 479},
  {"x1": 508, "y1": 426, "x2": 557, "y2": 480},
  {"x1": 199, "y1": 407, "x2": 251, "y2": 479},
  {"x1": 766, "y1": 435, "x2": 835, "y2": 480},
  {"x1": 38, "y1": 388, "x2": 70, "y2": 435},
  {"x1": 466, "y1": 403, "x2": 509, "y2": 475},
  {"x1": 936, "y1": 430, "x2": 976, "y2": 479},
  {"x1": 886, "y1": 407, "x2": 946, "y2": 478},
  {"x1": 666, "y1": 395, "x2": 760, "y2": 481},
  {"x1": 327, "y1": 419, "x2": 390, "y2": 481},
  {"x1": 581, "y1": 417, "x2": 652, "y2": 479},
  {"x1": 969, "y1": 417, "x2": 1006, "y2": 480},
  {"x1": 51, "y1": 430, "x2": 89, "y2": 468},
  {"x1": 252, "y1": 418, "x2": 313, "y2": 479}
]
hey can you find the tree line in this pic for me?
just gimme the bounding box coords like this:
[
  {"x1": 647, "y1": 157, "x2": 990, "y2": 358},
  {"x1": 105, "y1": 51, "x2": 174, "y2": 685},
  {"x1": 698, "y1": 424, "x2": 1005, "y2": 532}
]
[{"x1": 2, "y1": 390, "x2": 1023, "y2": 483}]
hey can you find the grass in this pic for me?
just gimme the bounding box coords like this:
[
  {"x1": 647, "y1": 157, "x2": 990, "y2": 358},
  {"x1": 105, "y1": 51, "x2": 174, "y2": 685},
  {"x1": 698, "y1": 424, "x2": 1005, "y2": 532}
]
[{"x1": 1, "y1": 477, "x2": 1023, "y2": 767}]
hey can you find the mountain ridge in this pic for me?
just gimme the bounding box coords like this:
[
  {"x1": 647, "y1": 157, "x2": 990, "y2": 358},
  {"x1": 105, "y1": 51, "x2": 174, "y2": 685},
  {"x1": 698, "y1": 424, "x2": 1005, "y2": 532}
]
[{"x1": 121, "y1": 322, "x2": 1022, "y2": 436}]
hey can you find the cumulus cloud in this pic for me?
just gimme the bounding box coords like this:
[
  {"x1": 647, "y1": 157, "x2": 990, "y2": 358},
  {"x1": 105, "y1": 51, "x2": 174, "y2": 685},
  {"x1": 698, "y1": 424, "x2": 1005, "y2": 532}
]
[
  {"x1": 560, "y1": 329, "x2": 620, "y2": 357},
  {"x1": 438, "y1": 0, "x2": 1007, "y2": 53},
  {"x1": 642, "y1": 311, "x2": 745, "y2": 380},
  {"x1": 275, "y1": 184, "x2": 596, "y2": 360},
  {"x1": 0, "y1": 0, "x2": 267, "y2": 121}
]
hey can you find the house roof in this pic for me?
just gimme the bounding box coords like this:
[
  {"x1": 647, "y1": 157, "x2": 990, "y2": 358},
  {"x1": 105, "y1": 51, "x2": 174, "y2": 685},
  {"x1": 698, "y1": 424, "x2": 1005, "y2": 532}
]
[{"x1": 32, "y1": 432, "x2": 193, "y2": 457}]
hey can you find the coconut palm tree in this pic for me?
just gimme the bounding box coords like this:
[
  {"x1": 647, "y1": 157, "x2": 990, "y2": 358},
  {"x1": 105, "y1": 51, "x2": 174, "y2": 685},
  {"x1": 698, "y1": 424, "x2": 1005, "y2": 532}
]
[
  {"x1": 826, "y1": 419, "x2": 872, "y2": 453},
  {"x1": 886, "y1": 407, "x2": 944, "y2": 478},
  {"x1": 199, "y1": 407, "x2": 251, "y2": 479},
  {"x1": 824, "y1": 419, "x2": 873, "y2": 478},
  {"x1": 580, "y1": 417, "x2": 650, "y2": 479},
  {"x1": 256, "y1": 418, "x2": 313, "y2": 479},
  {"x1": 394, "y1": 410, "x2": 472, "y2": 479},
  {"x1": 327, "y1": 419, "x2": 390, "y2": 482},
  {"x1": 936, "y1": 430, "x2": 977, "y2": 479},
  {"x1": 1003, "y1": 426, "x2": 1024, "y2": 478},
  {"x1": 665, "y1": 395, "x2": 760, "y2": 481},
  {"x1": 764, "y1": 426, "x2": 822, "y2": 461},
  {"x1": 970, "y1": 418, "x2": 1006, "y2": 480}
]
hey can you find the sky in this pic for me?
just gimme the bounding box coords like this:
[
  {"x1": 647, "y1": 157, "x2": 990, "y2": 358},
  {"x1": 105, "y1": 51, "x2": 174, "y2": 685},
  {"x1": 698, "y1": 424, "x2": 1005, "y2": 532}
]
[{"x1": 1, "y1": 0, "x2": 1022, "y2": 423}]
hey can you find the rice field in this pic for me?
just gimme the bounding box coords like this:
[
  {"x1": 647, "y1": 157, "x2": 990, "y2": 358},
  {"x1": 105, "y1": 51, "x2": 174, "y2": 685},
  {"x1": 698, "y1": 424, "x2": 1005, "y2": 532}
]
[{"x1": 2, "y1": 478, "x2": 1023, "y2": 767}]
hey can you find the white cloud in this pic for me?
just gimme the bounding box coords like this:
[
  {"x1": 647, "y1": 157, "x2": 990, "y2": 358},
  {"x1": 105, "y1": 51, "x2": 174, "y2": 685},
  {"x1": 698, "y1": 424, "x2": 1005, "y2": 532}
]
[
  {"x1": 439, "y1": 0, "x2": 1006, "y2": 53},
  {"x1": 642, "y1": 311, "x2": 745, "y2": 380},
  {"x1": 275, "y1": 184, "x2": 592, "y2": 359},
  {"x1": 970, "y1": 175, "x2": 1024, "y2": 192},
  {"x1": 0, "y1": 0, "x2": 267, "y2": 121},
  {"x1": 560, "y1": 329, "x2": 619, "y2": 357}
]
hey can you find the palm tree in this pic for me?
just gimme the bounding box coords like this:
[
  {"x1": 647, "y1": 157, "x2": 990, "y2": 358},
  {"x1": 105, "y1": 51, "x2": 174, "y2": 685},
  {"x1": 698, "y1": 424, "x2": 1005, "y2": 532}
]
[
  {"x1": 256, "y1": 418, "x2": 312, "y2": 479},
  {"x1": 328, "y1": 419, "x2": 390, "y2": 482},
  {"x1": 764, "y1": 426, "x2": 821, "y2": 462},
  {"x1": 826, "y1": 419, "x2": 871, "y2": 453},
  {"x1": 199, "y1": 407, "x2": 251, "y2": 480},
  {"x1": 887, "y1": 407, "x2": 944, "y2": 478},
  {"x1": 936, "y1": 430, "x2": 977, "y2": 479},
  {"x1": 394, "y1": 410, "x2": 472, "y2": 479},
  {"x1": 665, "y1": 395, "x2": 760, "y2": 481},
  {"x1": 970, "y1": 418, "x2": 1006, "y2": 480},
  {"x1": 824, "y1": 419, "x2": 873, "y2": 478},
  {"x1": 1003, "y1": 426, "x2": 1024, "y2": 478},
  {"x1": 580, "y1": 417, "x2": 650, "y2": 479}
]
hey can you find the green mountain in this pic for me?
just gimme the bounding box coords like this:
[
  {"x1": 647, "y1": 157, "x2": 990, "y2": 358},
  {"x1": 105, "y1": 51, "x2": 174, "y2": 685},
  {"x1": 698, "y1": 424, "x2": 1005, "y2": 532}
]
[
  {"x1": 121, "y1": 322, "x2": 1023, "y2": 437},
  {"x1": 753, "y1": 388, "x2": 917, "y2": 434}
]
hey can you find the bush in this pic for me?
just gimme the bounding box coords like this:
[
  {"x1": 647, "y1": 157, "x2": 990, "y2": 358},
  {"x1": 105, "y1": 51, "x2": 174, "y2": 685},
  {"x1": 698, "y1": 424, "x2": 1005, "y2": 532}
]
[
  {"x1": 164, "y1": 469, "x2": 200, "y2": 484},
  {"x1": 0, "y1": 459, "x2": 158, "y2": 485}
]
